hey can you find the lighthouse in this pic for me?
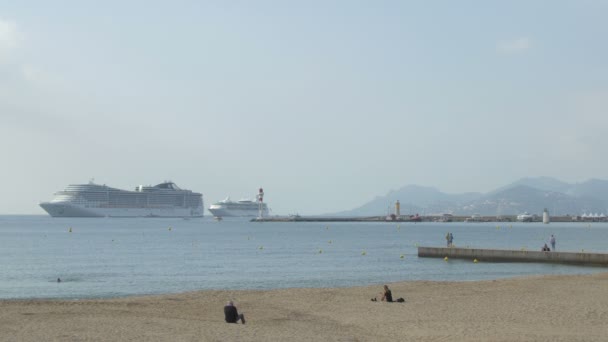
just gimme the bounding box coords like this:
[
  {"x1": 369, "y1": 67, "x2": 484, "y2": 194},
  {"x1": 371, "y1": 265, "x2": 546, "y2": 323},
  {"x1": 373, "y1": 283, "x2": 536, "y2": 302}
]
[
  {"x1": 543, "y1": 208, "x2": 550, "y2": 224},
  {"x1": 257, "y1": 188, "x2": 265, "y2": 219},
  {"x1": 395, "y1": 200, "x2": 401, "y2": 218}
]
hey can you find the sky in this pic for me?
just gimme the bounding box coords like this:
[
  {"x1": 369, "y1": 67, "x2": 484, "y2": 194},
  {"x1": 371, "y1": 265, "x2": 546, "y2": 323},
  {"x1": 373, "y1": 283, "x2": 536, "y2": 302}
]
[{"x1": 1, "y1": 1, "x2": 608, "y2": 215}]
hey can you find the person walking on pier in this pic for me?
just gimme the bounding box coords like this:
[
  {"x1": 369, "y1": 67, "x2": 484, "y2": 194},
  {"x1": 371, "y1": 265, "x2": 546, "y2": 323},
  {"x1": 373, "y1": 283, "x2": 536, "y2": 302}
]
[{"x1": 550, "y1": 235, "x2": 556, "y2": 251}]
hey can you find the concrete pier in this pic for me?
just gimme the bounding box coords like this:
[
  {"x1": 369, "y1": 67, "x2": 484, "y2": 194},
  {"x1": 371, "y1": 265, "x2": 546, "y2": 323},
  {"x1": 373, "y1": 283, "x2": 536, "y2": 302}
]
[
  {"x1": 251, "y1": 216, "x2": 402, "y2": 222},
  {"x1": 418, "y1": 247, "x2": 608, "y2": 266},
  {"x1": 251, "y1": 215, "x2": 593, "y2": 223}
]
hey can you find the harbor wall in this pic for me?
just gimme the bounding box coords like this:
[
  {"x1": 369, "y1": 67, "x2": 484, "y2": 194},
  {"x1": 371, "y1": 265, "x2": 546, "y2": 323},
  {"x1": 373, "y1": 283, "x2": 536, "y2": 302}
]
[
  {"x1": 417, "y1": 247, "x2": 608, "y2": 266},
  {"x1": 251, "y1": 215, "x2": 598, "y2": 223}
]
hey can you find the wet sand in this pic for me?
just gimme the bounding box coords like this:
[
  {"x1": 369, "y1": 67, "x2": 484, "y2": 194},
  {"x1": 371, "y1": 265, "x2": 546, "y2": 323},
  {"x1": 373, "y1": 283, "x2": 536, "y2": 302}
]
[{"x1": 1, "y1": 273, "x2": 607, "y2": 341}]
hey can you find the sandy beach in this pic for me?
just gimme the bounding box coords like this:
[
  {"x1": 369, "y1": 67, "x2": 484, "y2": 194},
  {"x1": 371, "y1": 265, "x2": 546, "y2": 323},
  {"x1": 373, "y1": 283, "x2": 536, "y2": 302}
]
[{"x1": 1, "y1": 273, "x2": 607, "y2": 341}]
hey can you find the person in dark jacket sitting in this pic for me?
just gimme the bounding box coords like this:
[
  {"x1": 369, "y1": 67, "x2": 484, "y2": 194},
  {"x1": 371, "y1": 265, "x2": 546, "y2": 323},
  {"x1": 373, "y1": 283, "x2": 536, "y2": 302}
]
[
  {"x1": 224, "y1": 301, "x2": 246, "y2": 324},
  {"x1": 381, "y1": 285, "x2": 393, "y2": 302}
]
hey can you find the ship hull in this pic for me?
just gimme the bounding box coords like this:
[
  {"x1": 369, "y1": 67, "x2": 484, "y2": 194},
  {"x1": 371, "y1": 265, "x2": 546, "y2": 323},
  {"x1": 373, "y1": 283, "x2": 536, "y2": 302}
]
[
  {"x1": 40, "y1": 202, "x2": 203, "y2": 218},
  {"x1": 208, "y1": 208, "x2": 268, "y2": 217}
]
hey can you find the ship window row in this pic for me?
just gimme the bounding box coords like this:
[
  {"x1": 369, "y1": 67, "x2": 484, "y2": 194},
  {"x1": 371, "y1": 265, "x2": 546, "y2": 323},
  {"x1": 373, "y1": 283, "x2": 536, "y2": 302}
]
[
  {"x1": 222, "y1": 204, "x2": 267, "y2": 209},
  {"x1": 108, "y1": 194, "x2": 202, "y2": 207},
  {"x1": 54, "y1": 191, "x2": 202, "y2": 208}
]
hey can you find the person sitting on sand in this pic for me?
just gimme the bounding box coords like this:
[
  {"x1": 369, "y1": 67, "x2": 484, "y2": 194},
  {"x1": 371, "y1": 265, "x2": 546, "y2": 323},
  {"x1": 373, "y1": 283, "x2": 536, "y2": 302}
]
[
  {"x1": 371, "y1": 285, "x2": 405, "y2": 302},
  {"x1": 372, "y1": 285, "x2": 393, "y2": 302},
  {"x1": 381, "y1": 285, "x2": 393, "y2": 302},
  {"x1": 224, "y1": 301, "x2": 246, "y2": 324},
  {"x1": 542, "y1": 244, "x2": 551, "y2": 252}
]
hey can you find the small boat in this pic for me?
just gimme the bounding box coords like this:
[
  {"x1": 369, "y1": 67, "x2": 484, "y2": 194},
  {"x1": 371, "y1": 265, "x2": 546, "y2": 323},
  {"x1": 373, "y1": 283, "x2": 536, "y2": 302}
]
[{"x1": 214, "y1": 216, "x2": 223, "y2": 222}]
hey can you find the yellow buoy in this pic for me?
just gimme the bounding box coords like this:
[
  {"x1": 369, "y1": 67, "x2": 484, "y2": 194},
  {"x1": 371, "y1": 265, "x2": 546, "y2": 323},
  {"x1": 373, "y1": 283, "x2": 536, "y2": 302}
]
[
  {"x1": 168, "y1": 227, "x2": 172, "y2": 231},
  {"x1": 400, "y1": 254, "x2": 404, "y2": 259},
  {"x1": 328, "y1": 240, "x2": 332, "y2": 244},
  {"x1": 319, "y1": 249, "x2": 323, "y2": 254},
  {"x1": 68, "y1": 227, "x2": 72, "y2": 233},
  {"x1": 259, "y1": 246, "x2": 264, "y2": 250},
  {"x1": 473, "y1": 259, "x2": 478, "y2": 263},
  {"x1": 444, "y1": 256, "x2": 448, "y2": 261},
  {"x1": 361, "y1": 251, "x2": 367, "y2": 256}
]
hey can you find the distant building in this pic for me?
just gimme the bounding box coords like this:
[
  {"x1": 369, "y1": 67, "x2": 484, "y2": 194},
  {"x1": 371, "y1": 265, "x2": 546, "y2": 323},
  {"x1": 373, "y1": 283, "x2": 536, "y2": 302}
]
[
  {"x1": 580, "y1": 213, "x2": 607, "y2": 222},
  {"x1": 465, "y1": 214, "x2": 482, "y2": 222}
]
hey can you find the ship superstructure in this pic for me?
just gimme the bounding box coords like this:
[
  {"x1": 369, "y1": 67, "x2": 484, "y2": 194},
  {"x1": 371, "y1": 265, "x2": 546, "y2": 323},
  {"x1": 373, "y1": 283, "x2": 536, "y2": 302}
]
[{"x1": 40, "y1": 181, "x2": 203, "y2": 217}]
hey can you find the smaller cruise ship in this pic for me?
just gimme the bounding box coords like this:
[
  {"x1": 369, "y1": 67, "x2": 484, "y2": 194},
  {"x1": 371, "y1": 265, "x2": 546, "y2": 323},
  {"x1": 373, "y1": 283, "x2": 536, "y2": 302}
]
[
  {"x1": 516, "y1": 212, "x2": 535, "y2": 222},
  {"x1": 208, "y1": 191, "x2": 269, "y2": 217}
]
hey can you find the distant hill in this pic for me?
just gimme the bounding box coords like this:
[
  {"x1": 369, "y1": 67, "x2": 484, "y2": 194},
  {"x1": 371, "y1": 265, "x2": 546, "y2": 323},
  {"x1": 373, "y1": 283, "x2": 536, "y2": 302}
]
[
  {"x1": 494, "y1": 177, "x2": 608, "y2": 203},
  {"x1": 327, "y1": 177, "x2": 608, "y2": 216},
  {"x1": 490, "y1": 177, "x2": 572, "y2": 194},
  {"x1": 330, "y1": 185, "x2": 482, "y2": 216},
  {"x1": 460, "y1": 185, "x2": 605, "y2": 216},
  {"x1": 568, "y1": 179, "x2": 608, "y2": 203}
]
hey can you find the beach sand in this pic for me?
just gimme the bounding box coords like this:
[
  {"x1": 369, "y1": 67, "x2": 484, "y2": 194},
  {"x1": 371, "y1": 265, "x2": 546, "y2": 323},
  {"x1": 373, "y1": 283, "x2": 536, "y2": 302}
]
[{"x1": 1, "y1": 273, "x2": 607, "y2": 341}]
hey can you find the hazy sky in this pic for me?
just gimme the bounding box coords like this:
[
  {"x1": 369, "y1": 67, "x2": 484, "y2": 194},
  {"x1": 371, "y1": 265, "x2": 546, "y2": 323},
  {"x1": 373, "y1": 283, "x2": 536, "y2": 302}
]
[{"x1": 2, "y1": 1, "x2": 607, "y2": 215}]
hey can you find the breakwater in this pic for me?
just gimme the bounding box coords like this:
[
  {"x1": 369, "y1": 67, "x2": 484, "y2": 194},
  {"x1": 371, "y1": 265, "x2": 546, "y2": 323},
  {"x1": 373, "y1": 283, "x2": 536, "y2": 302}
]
[
  {"x1": 251, "y1": 216, "x2": 394, "y2": 222},
  {"x1": 418, "y1": 247, "x2": 608, "y2": 266},
  {"x1": 251, "y1": 215, "x2": 581, "y2": 223}
]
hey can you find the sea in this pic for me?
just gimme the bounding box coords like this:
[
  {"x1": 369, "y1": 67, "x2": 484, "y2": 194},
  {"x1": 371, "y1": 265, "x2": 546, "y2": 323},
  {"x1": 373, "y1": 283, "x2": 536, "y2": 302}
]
[{"x1": 2, "y1": 215, "x2": 608, "y2": 300}]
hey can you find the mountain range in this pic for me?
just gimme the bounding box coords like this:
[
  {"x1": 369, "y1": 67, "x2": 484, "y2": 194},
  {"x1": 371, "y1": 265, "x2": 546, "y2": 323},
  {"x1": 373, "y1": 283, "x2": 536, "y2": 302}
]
[{"x1": 331, "y1": 177, "x2": 608, "y2": 216}]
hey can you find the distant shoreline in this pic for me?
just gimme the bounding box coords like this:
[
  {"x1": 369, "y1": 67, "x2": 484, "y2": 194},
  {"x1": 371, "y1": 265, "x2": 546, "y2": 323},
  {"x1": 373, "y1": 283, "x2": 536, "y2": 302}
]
[
  {"x1": 252, "y1": 215, "x2": 600, "y2": 223},
  {"x1": 1, "y1": 214, "x2": 604, "y2": 223}
]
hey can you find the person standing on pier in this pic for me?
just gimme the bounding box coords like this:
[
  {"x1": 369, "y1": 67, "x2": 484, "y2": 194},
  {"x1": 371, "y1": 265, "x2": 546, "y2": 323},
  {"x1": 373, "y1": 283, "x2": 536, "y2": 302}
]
[{"x1": 550, "y1": 235, "x2": 556, "y2": 251}]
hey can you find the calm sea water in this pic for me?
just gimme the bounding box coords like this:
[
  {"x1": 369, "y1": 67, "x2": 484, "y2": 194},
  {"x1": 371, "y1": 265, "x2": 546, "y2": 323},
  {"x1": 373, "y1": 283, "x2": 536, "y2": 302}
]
[{"x1": 1, "y1": 215, "x2": 607, "y2": 299}]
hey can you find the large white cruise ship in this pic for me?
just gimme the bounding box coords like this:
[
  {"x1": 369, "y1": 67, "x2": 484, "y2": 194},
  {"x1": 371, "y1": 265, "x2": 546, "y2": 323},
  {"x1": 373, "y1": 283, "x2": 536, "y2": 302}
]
[
  {"x1": 40, "y1": 181, "x2": 204, "y2": 218},
  {"x1": 208, "y1": 188, "x2": 269, "y2": 218}
]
